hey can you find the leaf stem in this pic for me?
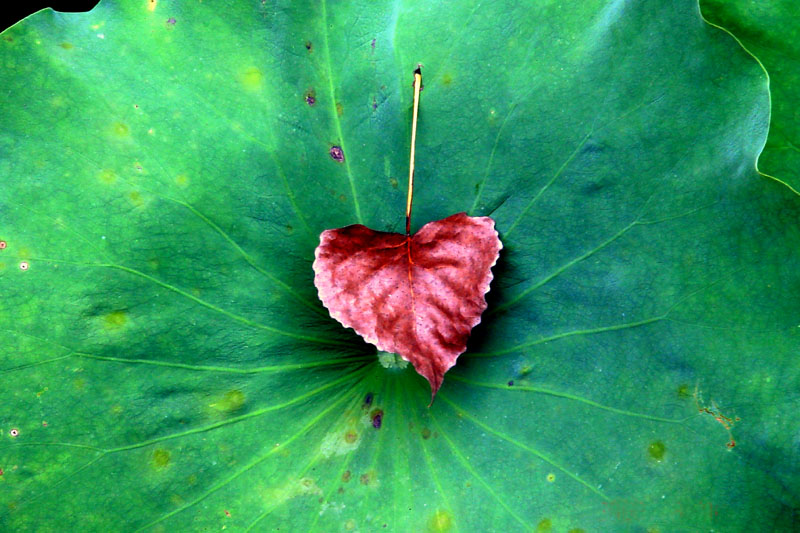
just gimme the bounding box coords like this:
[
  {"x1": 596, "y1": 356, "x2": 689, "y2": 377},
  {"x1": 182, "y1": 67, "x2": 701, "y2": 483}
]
[{"x1": 407, "y1": 65, "x2": 422, "y2": 235}]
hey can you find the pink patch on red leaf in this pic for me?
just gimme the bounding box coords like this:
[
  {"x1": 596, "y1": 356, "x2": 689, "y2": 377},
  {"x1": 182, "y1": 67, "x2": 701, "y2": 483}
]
[{"x1": 313, "y1": 212, "x2": 501, "y2": 402}]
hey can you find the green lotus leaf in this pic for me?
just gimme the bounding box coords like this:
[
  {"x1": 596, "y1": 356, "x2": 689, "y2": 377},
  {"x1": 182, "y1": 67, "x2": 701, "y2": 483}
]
[{"x1": 1, "y1": 0, "x2": 798, "y2": 530}]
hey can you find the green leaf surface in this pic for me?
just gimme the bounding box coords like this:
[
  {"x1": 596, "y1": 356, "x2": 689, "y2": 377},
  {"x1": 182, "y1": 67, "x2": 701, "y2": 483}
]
[
  {"x1": 2, "y1": 0, "x2": 799, "y2": 530},
  {"x1": 701, "y1": 0, "x2": 800, "y2": 194}
]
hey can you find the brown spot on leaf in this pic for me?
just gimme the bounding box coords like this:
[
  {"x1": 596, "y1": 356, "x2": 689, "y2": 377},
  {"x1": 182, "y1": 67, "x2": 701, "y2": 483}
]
[
  {"x1": 330, "y1": 145, "x2": 344, "y2": 162},
  {"x1": 336, "y1": 102, "x2": 343, "y2": 116},
  {"x1": 344, "y1": 430, "x2": 358, "y2": 444},
  {"x1": 304, "y1": 88, "x2": 316, "y2": 106},
  {"x1": 371, "y1": 409, "x2": 383, "y2": 429},
  {"x1": 421, "y1": 428, "x2": 431, "y2": 440},
  {"x1": 342, "y1": 470, "x2": 351, "y2": 482},
  {"x1": 305, "y1": 40, "x2": 312, "y2": 52}
]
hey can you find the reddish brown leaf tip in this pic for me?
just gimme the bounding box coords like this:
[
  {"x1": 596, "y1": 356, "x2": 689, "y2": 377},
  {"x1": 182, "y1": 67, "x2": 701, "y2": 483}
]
[{"x1": 313, "y1": 212, "x2": 502, "y2": 401}]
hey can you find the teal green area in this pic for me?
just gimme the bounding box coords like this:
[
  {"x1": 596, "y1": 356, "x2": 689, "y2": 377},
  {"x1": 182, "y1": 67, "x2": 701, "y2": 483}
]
[{"x1": 1, "y1": 0, "x2": 799, "y2": 530}]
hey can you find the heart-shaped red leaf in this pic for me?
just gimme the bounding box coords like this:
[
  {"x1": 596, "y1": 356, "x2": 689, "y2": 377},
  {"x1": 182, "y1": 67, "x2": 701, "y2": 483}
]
[{"x1": 313, "y1": 212, "x2": 502, "y2": 401}]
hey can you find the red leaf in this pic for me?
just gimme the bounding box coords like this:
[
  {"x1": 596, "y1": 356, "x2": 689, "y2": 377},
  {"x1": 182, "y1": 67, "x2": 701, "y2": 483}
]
[{"x1": 313, "y1": 212, "x2": 502, "y2": 402}]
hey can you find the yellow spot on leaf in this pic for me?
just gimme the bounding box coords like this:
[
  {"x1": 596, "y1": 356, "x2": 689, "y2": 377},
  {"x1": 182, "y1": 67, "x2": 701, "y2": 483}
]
[
  {"x1": 152, "y1": 448, "x2": 171, "y2": 468},
  {"x1": 147, "y1": 0, "x2": 157, "y2": 12},
  {"x1": 212, "y1": 390, "x2": 246, "y2": 413},
  {"x1": 546, "y1": 473, "x2": 555, "y2": 483},
  {"x1": 129, "y1": 191, "x2": 144, "y2": 207},
  {"x1": 99, "y1": 169, "x2": 117, "y2": 184},
  {"x1": 111, "y1": 122, "x2": 130, "y2": 138},
  {"x1": 441, "y1": 73, "x2": 453, "y2": 86},
  {"x1": 60, "y1": 42, "x2": 74, "y2": 50},
  {"x1": 103, "y1": 310, "x2": 128, "y2": 329},
  {"x1": 240, "y1": 67, "x2": 264, "y2": 91},
  {"x1": 175, "y1": 174, "x2": 189, "y2": 187},
  {"x1": 536, "y1": 518, "x2": 553, "y2": 532},
  {"x1": 427, "y1": 510, "x2": 453, "y2": 532},
  {"x1": 648, "y1": 440, "x2": 666, "y2": 461}
]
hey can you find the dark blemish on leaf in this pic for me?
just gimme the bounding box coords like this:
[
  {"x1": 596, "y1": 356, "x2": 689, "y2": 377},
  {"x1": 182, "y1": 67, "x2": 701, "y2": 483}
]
[
  {"x1": 305, "y1": 40, "x2": 312, "y2": 52},
  {"x1": 60, "y1": 42, "x2": 74, "y2": 50},
  {"x1": 582, "y1": 141, "x2": 603, "y2": 154},
  {"x1": 648, "y1": 440, "x2": 666, "y2": 461},
  {"x1": 371, "y1": 38, "x2": 375, "y2": 51},
  {"x1": 372, "y1": 96, "x2": 378, "y2": 111},
  {"x1": 304, "y1": 88, "x2": 316, "y2": 106},
  {"x1": 166, "y1": 17, "x2": 176, "y2": 25},
  {"x1": 338, "y1": 194, "x2": 347, "y2": 202},
  {"x1": 344, "y1": 430, "x2": 358, "y2": 444},
  {"x1": 19, "y1": 262, "x2": 29, "y2": 271},
  {"x1": 582, "y1": 180, "x2": 606, "y2": 195},
  {"x1": 371, "y1": 409, "x2": 383, "y2": 429},
  {"x1": 421, "y1": 428, "x2": 431, "y2": 440},
  {"x1": 364, "y1": 392, "x2": 373, "y2": 406},
  {"x1": 507, "y1": 380, "x2": 514, "y2": 387},
  {"x1": 286, "y1": 224, "x2": 294, "y2": 234},
  {"x1": 152, "y1": 448, "x2": 171, "y2": 468},
  {"x1": 224, "y1": 510, "x2": 231, "y2": 518},
  {"x1": 330, "y1": 145, "x2": 344, "y2": 162},
  {"x1": 337, "y1": 486, "x2": 344, "y2": 493},
  {"x1": 336, "y1": 102, "x2": 344, "y2": 116},
  {"x1": 546, "y1": 473, "x2": 555, "y2": 482},
  {"x1": 359, "y1": 472, "x2": 374, "y2": 485},
  {"x1": 0, "y1": 468, "x2": 3, "y2": 476},
  {"x1": 42, "y1": 421, "x2": 47, "y2": 427},
  {"x1": 342, "y1": 470, "x2": 351, "y2": 482},
  {"x1": 567, "y1": 529, "x2": 586, "y2": 533},
  {"x1": 677, "y1": 383, "x2": 690, "y2": 398},
  {"x1": 318, "y1": 497, "x2": 324, "y2": 503},
  {"x1": 0, "y1": 241, "x2": 6, "y2": 249},
  {"x1": 9, "y1": 429, "x2": 19, "y2": 437},
  {"x1": 3, "y1": 36, "x2": 13, "y2": 42}
]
